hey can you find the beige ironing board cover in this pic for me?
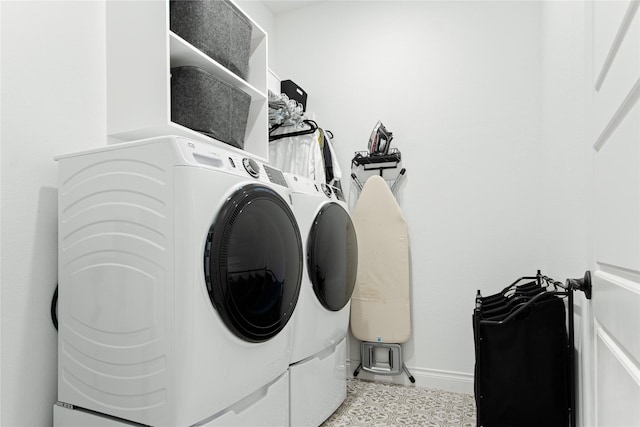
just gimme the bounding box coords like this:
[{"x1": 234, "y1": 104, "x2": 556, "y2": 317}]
[{"x1": 350, "y1": 175, "x2": 411, "y2": 344}]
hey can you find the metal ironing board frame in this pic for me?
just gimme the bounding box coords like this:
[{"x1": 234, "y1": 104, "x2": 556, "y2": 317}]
[
  {"x1": 350, "y1": 150, "x2": 406, "y2": 196},
  {"x1": 352, "y1": 342, "x2": 416, "y2": 383}
]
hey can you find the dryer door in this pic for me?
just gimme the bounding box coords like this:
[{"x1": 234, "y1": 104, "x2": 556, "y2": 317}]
[
  {"x1": 204, "y1": 184, "x2": 302, "y2": 343},
  {"x1": 307, "y1": 203, "x2": 358, "y2": 311}
]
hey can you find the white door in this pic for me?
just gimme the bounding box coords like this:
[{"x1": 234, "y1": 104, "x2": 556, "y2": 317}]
[{"x1": 582, "y1": 1, "x2": 640, "y2": 426}]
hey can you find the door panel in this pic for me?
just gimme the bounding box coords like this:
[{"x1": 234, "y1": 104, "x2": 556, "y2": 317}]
[
  {"x1": 594, "y1": 101, "x2": 640, "y2": 270},
  {"x1": 592, "y1": 271, "x2": 640, "y2": 367},
  {"x1": 593, "y1": 1, "x2": 632, "y2": 75},
  {"x1": 595, "y1": 325, "x2": 640, "y2": 426},
  {"x1": 587, "y1": 1, "x2": 640, "y2": 426},
  {"x1": 592, "y1": 3, "x2": 640, "y2": 148}
]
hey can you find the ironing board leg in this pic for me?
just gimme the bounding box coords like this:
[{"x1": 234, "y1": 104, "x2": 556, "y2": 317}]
[
  {"x1": 403, "y1": 363, "x2": 415, "y2": 383},
  {"x1": 353, "y1": 363, "x2": 363, "y2": 377}
]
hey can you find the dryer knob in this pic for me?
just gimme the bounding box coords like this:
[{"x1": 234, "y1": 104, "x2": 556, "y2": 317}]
[
  {"x1": 242, "y1": 158, "x2": 260, "y2": 178},
  {"x1": 320, "y1": 183, "x2": 333, "y2": 198}
]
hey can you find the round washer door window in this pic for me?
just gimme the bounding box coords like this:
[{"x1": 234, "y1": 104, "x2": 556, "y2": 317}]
[
  {"x1": 204, "y1": 184, "x2": 303, "y2": 343},
  {"x1": 308, "y1": 203, "x2": 358, "y2": 311}
]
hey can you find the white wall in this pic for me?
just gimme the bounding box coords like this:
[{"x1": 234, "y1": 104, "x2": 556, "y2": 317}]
[
  {"x1": 0, "y1": 2, "x2": 107, "y2": 426},
  {"x1": 1, "y1": 4, "x2": 3, "y2": 421},
  {"x1": 541, "y1": 1, "x2": 588, "y2": 282},
  {"x1": 0, "y1": 1, "x2": 3, "y2": 418},
  {"x1": 235, "y1": 0, "x2": 276, "y2": 62},
  {"x1": 273, "y1": 1, "x2": 545, "y2": 391},
  {"x1": 540, "y1": 2, "x2": 589, "y2": 424}
]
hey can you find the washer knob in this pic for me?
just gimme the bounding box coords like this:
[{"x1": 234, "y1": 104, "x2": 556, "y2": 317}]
[{"x1": 242, "y1": 158, "x2": 260, "y2": 178}]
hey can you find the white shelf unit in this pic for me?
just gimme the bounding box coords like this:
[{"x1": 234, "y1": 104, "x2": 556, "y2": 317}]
[{"x1": 106, "y1": 0, "x2": 268, "y2": 160}]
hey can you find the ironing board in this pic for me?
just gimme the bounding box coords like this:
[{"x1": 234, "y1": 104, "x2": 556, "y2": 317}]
[
  {"x1": 350, "y1": 175, "x2": 413, "y2": 381},
  {"x1": 350, "y1": 175, "x2": 411, "y2": 344}
]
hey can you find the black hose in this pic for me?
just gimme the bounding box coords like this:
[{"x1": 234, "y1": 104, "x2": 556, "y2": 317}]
[{"x1": 51, "y1": 284, "x2": 58, "y2": 331}]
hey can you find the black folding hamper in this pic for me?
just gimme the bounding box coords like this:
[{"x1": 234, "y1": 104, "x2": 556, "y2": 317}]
[{"x1": 473, "y1": 270, "x2": 592, "y2": 427}]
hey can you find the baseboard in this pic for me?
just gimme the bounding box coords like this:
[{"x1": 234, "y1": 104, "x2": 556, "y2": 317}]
[{"x1": 346, "y1": 359, "x2": 474, "y2": 395}]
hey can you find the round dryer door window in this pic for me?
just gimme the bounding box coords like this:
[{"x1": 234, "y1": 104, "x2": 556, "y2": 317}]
[
  {"x1": 204, "y1": 184, "x2": 303, "y2": 343},
  {"x1": 308, "y1": 203, "x2": 358, "y2": 311}
]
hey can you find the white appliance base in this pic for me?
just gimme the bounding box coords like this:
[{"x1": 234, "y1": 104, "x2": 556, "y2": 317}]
[
  {"x1": 54, "y1": 405, "x2": 137, "y2": 427},
  {"x1": 289, "y1": 338, "x2": 347, "y2": 427},
  {"x1": 54, "y1": 371, "x2": 290, "y2": 427}
]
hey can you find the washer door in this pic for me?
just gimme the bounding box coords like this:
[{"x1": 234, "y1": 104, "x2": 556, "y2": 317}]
[
  {"x1": 204, "y1": 184, "x2": 302, "y2": 343},
  {"x1": 307, "y1": 202, "x2": 358, "y2": 311}
]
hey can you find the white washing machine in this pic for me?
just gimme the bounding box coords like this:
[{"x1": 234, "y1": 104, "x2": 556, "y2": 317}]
[
  {"x1": 285, "y1": 174, "x2": 358, "y2": 427},
  {"x1": 54, "y1": 136, "x2": 303, "y2": 426}
]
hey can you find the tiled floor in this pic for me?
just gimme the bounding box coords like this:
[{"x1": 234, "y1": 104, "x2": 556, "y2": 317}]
[{"x1": 322, "y1": 378, "x2": 476, "y2": 427}]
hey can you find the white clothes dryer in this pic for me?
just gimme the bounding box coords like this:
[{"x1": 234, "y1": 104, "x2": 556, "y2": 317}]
[
  {"x1": 285, "y1": 174, "x2": 358, "y2": 427},
  {"x1": 54, "y1": 136, "x2": 303, "y2": 427}
]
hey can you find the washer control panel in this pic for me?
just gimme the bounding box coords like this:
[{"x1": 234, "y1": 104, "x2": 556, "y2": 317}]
[{"x1": 175, "y1": 137, "x2": 289, "y2": 188}]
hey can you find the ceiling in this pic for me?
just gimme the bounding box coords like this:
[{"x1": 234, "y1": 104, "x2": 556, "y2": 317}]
[{"x1": 262, "y1": 1, "x2": 324, "y2": 15}]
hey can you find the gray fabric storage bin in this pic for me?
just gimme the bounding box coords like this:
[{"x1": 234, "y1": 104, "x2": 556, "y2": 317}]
[
  {"x1": 171, "y1": 66, "x2": 250, "y2": 149},
  {"x1": 170, "y1": 0, "x2": 252, "y2": 80}
]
